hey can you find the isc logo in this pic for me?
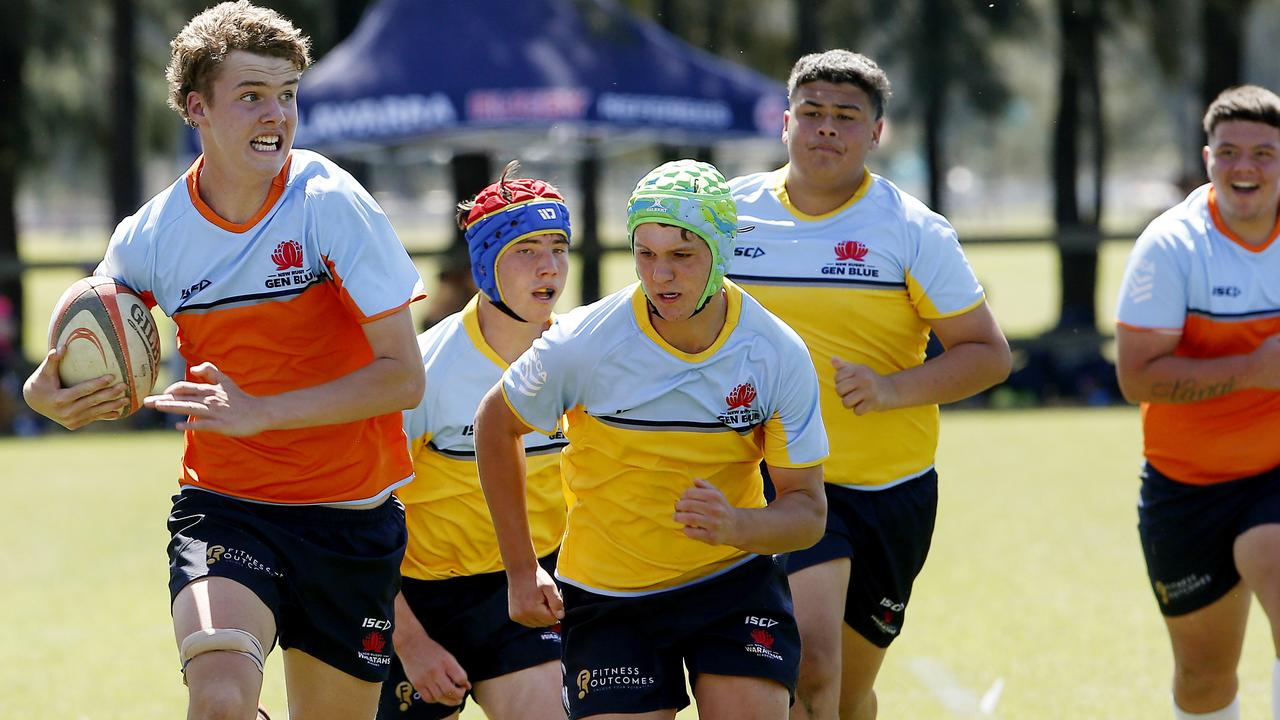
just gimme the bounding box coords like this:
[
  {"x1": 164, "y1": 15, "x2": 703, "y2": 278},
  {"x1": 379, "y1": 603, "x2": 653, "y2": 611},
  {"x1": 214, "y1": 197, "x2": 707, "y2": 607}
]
[
  {"x1": 537, "y1": 208, "x2": 557, "y2": 220},
  {"x1": 734, "y1": 246, "x2": 766, "y2": 258},
  {"x1": 362, "y1": 617, "x2": 392, "y2": 630},
  {"x1": 745, "y1": 615, "x2": 779, "y2": 628}
]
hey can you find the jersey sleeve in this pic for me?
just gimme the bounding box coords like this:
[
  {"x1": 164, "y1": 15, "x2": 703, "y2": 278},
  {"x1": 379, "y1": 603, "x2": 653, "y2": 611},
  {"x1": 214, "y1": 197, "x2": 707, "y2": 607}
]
[
  {"x1": 762, "y1": 335, "x2": 829, "y2": 468},
  {"x1": 309, "y1": 174, "x2": 425, "y2": 322},
  {"x1": 1115, "y1": 228, "x2": 1188, "y2": 332},
  {"x1": 905, "y1": 214, "x2": 985, "y2": 319},
  {"x1": 500, "y1": 322, "x2": 582, "y2": 435},
  {"x1": 95, "y1": 214, "x2": 158, "y2": 308}
]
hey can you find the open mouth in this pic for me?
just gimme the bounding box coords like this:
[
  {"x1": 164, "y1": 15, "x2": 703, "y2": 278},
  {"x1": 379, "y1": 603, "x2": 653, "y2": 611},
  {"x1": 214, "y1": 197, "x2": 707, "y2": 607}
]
[
  {"x1": 251, "y1": 135, "x2": 282, "y2": 152},
  {"x1": 1230, "y1": 181, "x2": 1259, "y2": 193},
  {"x1": 532, "y1": 287, "x2": 557, "y2": 301}
]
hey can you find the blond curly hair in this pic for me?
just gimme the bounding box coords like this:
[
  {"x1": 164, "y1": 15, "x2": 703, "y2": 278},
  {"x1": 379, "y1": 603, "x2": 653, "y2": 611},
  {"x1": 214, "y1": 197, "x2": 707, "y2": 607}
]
[{"x1": 166, "y1": 1, "x2": 312, "y2": 127}]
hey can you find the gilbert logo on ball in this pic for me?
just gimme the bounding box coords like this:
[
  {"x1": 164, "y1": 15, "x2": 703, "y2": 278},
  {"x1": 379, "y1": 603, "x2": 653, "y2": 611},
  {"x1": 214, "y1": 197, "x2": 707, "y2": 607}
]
[{"x1": 48, "y1": 276, "x2": 161, "y2": 417}]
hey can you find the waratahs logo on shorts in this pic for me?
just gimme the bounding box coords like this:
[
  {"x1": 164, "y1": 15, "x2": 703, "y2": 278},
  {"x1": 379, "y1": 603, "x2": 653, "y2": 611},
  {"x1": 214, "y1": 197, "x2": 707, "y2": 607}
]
[
  {"x1": 718, "y1": 382, "x2": 762, "y2": 429},
  {"x1": 745, "y1": 628, "x2": 783, "y2": 661},
  {"x1": 358, "y1": 631, "x2": 391, "y2": 666},
  {"x1": 265, "y1": 239, "x2": 315, "y2": 291},
  {"x1": 822, "y1": 239, "x2": 880, "y2": 279}
]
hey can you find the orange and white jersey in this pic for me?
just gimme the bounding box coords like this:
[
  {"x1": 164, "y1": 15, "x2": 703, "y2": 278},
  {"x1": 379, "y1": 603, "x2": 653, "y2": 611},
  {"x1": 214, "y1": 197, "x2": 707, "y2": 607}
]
[
  {"x1": 1116, "y1": 184, "x2": 1280, "y2": 484},
  {"x1": 727, "y1": 167, "x2": 985, "y2": 489},
  {"x1": 399, "y1": 296, "x2": 568, "y2": 580},
  {"x1": 97, "y1": 150, "x2": 426, "y2": 505}
]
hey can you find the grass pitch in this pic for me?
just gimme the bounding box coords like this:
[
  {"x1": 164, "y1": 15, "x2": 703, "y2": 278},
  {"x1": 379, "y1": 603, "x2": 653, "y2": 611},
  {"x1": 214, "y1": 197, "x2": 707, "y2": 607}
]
[{"x1": 1, "y1": 408, "x2": 1274, "y2": 718}]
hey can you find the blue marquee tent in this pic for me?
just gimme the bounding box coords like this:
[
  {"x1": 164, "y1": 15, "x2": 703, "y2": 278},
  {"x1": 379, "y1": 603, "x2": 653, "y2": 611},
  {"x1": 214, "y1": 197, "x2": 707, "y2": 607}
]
[{"x1": 295, "y1": 0, "x2": 787, "y2": 150}]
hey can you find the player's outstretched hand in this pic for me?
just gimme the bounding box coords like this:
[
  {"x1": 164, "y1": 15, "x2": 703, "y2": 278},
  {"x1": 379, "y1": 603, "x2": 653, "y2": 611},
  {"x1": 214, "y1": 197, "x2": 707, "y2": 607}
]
[
  {"x1": 22, "y1": 347, "x2": 129, "y2": 429},
  {"x1": 145, "y1": 362, "x2": 265, "y2": 436},
  {"x1": 675, "y1": 477, "x2": 740, "y2": 546},
  {"x1": 508, "y1": 565, "x2": 563, "y2": 628},
  {"x1": 397, "y1": 632, "x2": 471, "y2": 706},
  {"x1": 832, "y1": 356, "x2": 897, "y2": 415}
]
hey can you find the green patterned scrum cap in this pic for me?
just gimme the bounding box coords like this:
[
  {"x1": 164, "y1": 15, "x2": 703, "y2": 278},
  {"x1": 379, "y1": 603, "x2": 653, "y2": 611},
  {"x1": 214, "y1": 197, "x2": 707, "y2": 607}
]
[{"x1": 626, "y1": 159, "x2": 738, "y2": 311}]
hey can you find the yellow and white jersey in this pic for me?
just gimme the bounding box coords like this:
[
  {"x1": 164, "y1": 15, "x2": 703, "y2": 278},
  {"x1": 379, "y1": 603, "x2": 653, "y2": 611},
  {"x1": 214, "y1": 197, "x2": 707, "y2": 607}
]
[
  {"x1": 399, "y1": 295, "x2": 568, "y2": 580},
  {"x1": 727, "y1": 167, "x2": 985, "y2": 489},
  {"x1": 500, "y1": 280, "x2": 828, "y2": 596}
]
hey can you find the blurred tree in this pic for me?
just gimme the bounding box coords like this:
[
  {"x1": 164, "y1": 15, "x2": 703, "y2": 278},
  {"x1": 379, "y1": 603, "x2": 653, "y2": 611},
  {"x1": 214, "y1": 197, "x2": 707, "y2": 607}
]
[
  {"x1": 0, "y1": 1, "x2": 25, "y2": 352},
  {"x1": 110, "y1": 0, "x2": 142, "y2": 225},
  {"x1": 1052, "y1": 0, "x2": 1103, "y2": 332},
  {"x1": 1201, "y1": 0, "x2": 1251, "y2": 119},
  {"x1": 867, "y1": 0, "x2": 1032, "y2": 215},
  {"x1": 794, "y1": 0, "x2": 827, "y2": 57}
]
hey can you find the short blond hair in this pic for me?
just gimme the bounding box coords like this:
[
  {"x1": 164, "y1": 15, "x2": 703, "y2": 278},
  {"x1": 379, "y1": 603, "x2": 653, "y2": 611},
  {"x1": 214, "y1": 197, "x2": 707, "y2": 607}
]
[{"x1": 166, "y1": 1, "x2": 312, "y2": 127}]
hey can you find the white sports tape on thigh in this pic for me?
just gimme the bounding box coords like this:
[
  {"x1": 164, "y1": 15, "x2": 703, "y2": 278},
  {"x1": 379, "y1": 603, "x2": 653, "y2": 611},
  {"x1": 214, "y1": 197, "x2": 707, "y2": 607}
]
[{"x1": 179, "y1": 628, "x2": 266, "y2": 675}]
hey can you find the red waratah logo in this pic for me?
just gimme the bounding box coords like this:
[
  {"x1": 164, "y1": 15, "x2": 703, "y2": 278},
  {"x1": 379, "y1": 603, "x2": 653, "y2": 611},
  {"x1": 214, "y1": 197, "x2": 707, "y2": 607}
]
[
  {"x1": 361, "y1": 632, "x2": 386, "y2": 654},
  {"x1": 834, "y1": 240, "x2": 869, "y2": 262},
  {"x1": 272, "y1": 239, "x2": 304, "y2": 270},
  {"x1": 726, "y1": 383, "x2": 757, "y2": 409},
  {"x1": 750, "y1": 629, "x2": 774, "y2": 648}
]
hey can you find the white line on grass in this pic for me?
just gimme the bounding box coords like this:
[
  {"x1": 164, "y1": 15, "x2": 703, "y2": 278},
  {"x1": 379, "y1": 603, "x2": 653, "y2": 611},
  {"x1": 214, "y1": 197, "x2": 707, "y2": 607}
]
[{"x1": 909, "y1": 657, "x2": 1004, "y2": 716}]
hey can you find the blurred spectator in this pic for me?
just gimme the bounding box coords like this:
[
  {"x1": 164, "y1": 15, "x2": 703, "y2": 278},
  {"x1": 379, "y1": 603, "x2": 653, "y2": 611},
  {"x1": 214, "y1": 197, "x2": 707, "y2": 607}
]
[{"x1": 420, "y1": 250, "x2": 478, "y2": 331}]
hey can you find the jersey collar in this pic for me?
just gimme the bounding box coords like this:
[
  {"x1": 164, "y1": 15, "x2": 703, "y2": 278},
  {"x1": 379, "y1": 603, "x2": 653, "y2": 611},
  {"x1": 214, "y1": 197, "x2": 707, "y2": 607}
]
[
  {"x1": 773, "y1": 165, "x2": 873, "y2": 221},
  {"x1": 631, "y1": 280, "x2": 743, "y2": 363}
]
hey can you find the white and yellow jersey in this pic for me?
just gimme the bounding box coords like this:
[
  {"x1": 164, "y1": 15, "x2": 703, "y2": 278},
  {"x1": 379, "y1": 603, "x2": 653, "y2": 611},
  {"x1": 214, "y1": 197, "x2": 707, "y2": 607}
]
[
  {"x1": 727, "y1": 167, "x2": 985, "y2": 489},
  {"x1": 400, "y1": 295, "x2": 568, "y2": 580},
  {"x1": 500, "y1": 281, "x2": 827, "y2": 596}
]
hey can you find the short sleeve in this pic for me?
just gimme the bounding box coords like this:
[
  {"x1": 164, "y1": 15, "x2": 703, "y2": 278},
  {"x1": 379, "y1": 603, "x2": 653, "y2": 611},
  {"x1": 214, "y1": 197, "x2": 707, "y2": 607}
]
[
  {"x1": 500, "y1": 323, "x2": 582, "y2": 435},
  {"x1": 1115, "y1": 228, "x2": 1188, "y2": 332},
  {"x1": 309, "y1": 175, "x2": 425, "y2": 322},
  {"x1": 95, "y1": 214, "x2": 158, "y2": 309},
  {"x1": 905, "y1": 215, "x2": 985, "y2": 319},
  {"x1": 762, "y1": 337, "x2": 828, "y2": 468}
]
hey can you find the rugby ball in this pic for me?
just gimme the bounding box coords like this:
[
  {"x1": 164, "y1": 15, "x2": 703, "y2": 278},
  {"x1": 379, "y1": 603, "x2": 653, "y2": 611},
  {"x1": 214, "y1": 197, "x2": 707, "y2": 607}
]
[{"x1": 48, "y1": 276, "x2": 161, "y2": 417}]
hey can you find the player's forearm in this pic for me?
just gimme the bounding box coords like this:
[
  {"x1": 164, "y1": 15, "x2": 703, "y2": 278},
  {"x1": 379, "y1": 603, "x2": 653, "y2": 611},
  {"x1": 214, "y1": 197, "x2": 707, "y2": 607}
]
[
  {"x1": 1118, "y1": 352, "x2": 1257, "y2": 404},
  {"x1": 729, "y1": 483, "x2": 827, "y2": 555},
  {"x1": 884, "y1": 339, "x2": 1011, "y2": 409},
  {"x1": 475, "y1": 395, "x2": 541, "y2": 579},
  {"x1": 258, "y1": 354, "x2": 425, "y2": 430},
  {"x1": 392, "y1": 591, "x2": 432, "y2": 652}
]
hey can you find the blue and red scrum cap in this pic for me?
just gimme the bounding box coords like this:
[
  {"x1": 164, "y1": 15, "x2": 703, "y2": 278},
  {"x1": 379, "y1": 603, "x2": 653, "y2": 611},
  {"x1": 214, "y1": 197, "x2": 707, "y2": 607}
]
[{"x1": 462, "y1": 178, "x2": 571, "y2": 306}]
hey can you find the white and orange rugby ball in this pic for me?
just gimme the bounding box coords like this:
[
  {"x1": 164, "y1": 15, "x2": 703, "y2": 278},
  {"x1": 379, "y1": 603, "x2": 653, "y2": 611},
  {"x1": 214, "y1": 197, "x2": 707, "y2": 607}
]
[{"x1": 48, "y1": 276, "x2": 161, "y2": 417}]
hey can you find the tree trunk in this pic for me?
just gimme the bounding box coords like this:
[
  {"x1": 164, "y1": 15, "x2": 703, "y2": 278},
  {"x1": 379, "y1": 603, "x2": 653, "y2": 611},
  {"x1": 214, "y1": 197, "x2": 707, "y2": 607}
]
[
  {"x1": 794, "y1": 0, "x2": 826, "y2": 57},
  {"x1": 577, "y1": 147, "x2": 602, "y2": 304},
  {"x1": 921, "y1": 0, "x2": 947, "y2": 214},
  {"x1": 0, "y1": 0, "x2": 26, "y2": 358},
  {"x1": 109, "y1": 0, "x2": 141, "y2": 226},
  {"x1": 1052, "y1": 0, "x2": 1101, "y2": 332},
  {"x1": 1201, "y1": 0, "x2": 1250, "y2": 111},
  {"x1": 450, "y1": 152, "x2": 493, "y2": 250}
]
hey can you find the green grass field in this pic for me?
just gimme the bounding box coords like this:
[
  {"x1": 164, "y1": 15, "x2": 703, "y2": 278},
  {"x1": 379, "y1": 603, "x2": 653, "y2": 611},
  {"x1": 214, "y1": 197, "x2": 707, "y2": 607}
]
[{"x1": 2, "y1": 408, "x2": 1274, "y2": 718}]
